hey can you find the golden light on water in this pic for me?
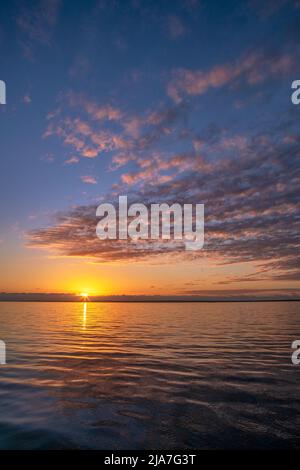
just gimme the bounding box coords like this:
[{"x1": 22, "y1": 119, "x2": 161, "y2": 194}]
[{"x1": 82, "y1": 301, "x2": 87, "y2": 329}]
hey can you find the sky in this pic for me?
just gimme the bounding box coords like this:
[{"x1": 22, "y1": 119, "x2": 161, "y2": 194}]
[{"x1": 0, "y1": 0, "x2": 300, "y2": 298}]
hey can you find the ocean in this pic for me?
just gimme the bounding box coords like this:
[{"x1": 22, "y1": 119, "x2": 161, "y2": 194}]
[{"x1": 0, "y1": 301, "x2": 299, "y2": 449}]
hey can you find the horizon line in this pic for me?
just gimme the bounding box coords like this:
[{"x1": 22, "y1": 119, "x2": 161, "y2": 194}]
[{"x1": 0, "y1": 292, "x2": 300, "y2": 302}]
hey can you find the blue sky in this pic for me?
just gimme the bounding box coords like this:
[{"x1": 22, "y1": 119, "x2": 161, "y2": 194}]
[{"x1": 0, "y1": 0, "x2": 300, "y2": 295}]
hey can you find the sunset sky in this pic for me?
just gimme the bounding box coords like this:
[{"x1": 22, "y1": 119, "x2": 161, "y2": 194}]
[{"x1": 0, "y1": 0, "x2": 300, "y2": 297}]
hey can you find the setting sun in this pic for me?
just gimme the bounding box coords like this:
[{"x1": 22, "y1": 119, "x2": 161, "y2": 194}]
[{"x1": 79, "y1": 293, "x2": 89, "y2": 301}]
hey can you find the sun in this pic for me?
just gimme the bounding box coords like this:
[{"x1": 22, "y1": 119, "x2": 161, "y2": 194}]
[{"x1": 79, "y1": 292, "x2": 90, "y2": 301}]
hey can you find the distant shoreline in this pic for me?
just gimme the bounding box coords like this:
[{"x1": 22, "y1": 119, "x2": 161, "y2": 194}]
[{"x1": 0, "y1": 298, "x2": 299, "y2": 303}]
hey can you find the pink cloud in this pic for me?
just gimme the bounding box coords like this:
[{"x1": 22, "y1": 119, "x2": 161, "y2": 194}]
[
  {"x1": 64, "y1": 156, "x2": 79, "y2": 165},
  {"x1": 111, "y1": 153, "x2": 137, "y2": 169},
  {"x1": 68, "y1": 94, "x2": 123, "y2": 122},
  {"x1": 80, "y1": 175, "x2": 98, "y2": 185},
  {"x1": 44, "y1": 114, "x2": 132, "y2": 159},
  {"x1": 22, "y1": 94, "x2": 32, "y2": 104},
  {"x1": 167, "y1": 51, "x2": 294, "y2": 102}
]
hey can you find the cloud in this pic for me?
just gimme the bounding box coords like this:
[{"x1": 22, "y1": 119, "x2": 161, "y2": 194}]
[
  {"x1": 166, "y1": 15, "x2": 187, "y2": 39},
  {"x1": 73, "y1": 98, "x2": 123, "y2": 122},
  {"x1": 17, "y1": 0, "x2": 61, "y2": 59},
  {"x1": 119, "y1": 151, "x2": 205, "y2": 186},
  {"x1": 41, "y1": 153, "x2": 55, "y2": 163},
  {"x1": 28, "y1": 114, "x2": 300, "y2": 281},
  {"x1": 80, "y1": 175, "x2": 98, "y2": 185},
  {"x1": 111, "y1": 152, "x2": 137, "y2": 169},
  {"x1": 64, "y1": 156, "x2": 79, "y2": 165},
  {"x1": 22, "y1": 94, "x2": 32, "y2": 104},
  {"x1": 167, "y1": 50, "x2": 294, "y2": 102},
  {"x1": 44, "y1": 114, "x2": 132, "y2": 159},
  {"x1": 44, "y1": 94, "x2": 188, "y2": 162}
]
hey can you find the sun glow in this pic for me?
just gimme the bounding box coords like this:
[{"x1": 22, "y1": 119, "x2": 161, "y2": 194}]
[{"x1": 79, "y1": 292, "x2": 89, "y2": 301}]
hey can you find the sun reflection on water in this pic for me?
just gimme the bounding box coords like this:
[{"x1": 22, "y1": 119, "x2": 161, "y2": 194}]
[{"x1": 82, "y1": 302, "x2": 87, "y2": 329}]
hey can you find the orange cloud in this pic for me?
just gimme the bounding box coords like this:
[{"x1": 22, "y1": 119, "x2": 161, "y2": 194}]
[{"x1": 167, "y1": 51, "x2": 294, "y2": 102}]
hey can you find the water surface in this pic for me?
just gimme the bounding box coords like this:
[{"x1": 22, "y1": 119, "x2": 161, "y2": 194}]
[{"x1": 0, "y1": 301, "x2": 299, "y2": 449}]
